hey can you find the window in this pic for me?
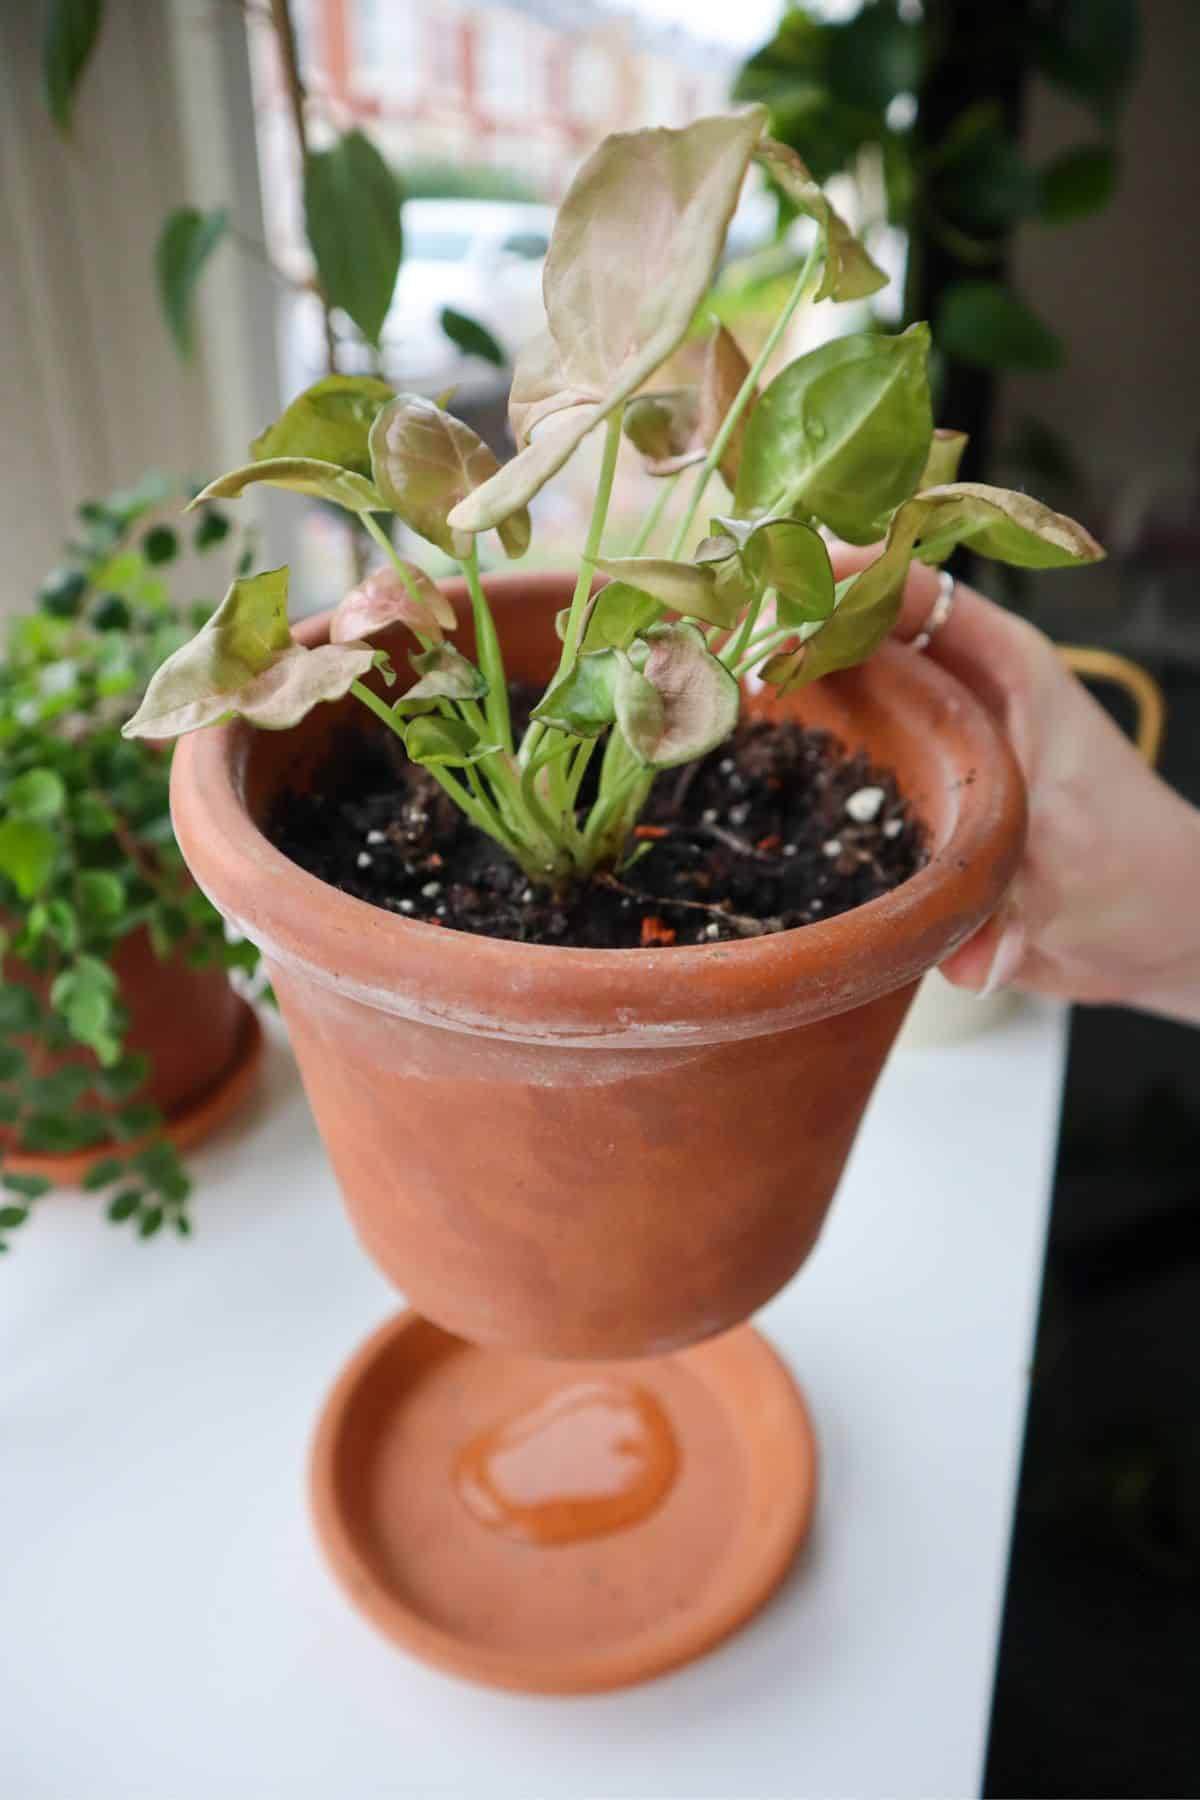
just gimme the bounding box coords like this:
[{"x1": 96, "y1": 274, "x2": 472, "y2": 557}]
[
  {"x1": 568, "y1": 42, "x2": 616, "y2": 127},
  {"x1": 352, "y1": 0, "x2": 421, "y2": 102},
  {"x1": 477, "y1": 15, "x2": 541, "y2": 116}
]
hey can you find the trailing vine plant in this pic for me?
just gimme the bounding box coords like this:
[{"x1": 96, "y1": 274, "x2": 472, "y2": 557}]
[{"x1": 0, "y1": 479, "x2": 259, "y2": 1251}]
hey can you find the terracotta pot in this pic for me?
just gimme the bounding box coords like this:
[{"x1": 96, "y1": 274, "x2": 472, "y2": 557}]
[
  {"x1": 171, "y1": 571, "x2": 1025, "y2": 1360},
  {"x1": 2, "y1": 925, "x2": 259, "y2": 1177}
]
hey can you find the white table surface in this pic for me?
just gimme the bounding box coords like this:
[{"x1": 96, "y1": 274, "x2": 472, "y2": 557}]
[{"x1": 2, "y1": 999, "x2": 1068, "y2": 1800}]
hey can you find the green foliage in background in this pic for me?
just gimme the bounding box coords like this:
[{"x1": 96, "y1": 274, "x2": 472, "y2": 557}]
[
  {"x1": 735, "y1": 0, "x2": 1140, "y2": 483},
  {"x1": 0, "y1": 478, "x2": 260, "y2": 1251}
]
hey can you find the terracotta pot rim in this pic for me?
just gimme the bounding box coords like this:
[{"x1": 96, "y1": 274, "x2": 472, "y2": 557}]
[{"x1": 170, "y1": 571, "x2": 1025, "y2": 1048}]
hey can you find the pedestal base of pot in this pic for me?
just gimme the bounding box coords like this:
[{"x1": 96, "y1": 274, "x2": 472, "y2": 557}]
[
  {"x1": 310, "y1": 1310, "x2": 817, "y2": 1694},
  {"x1": 4, "y1": 1002, "x2": 264, "y2": 1185}
]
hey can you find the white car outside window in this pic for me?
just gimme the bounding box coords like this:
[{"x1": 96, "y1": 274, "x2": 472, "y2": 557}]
[{"x1": 286, "y1": 199, "x2": 554, "y2": 399}]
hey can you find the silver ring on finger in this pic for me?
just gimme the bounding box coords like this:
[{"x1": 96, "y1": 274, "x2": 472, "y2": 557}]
[{"x1": 909, "y1": 569, "x2": 956, "y2": 652}]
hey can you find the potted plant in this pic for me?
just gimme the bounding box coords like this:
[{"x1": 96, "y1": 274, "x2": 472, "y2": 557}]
[
  {"x1": 127, "y1": 110, "x2": 1101, "y2": 1691},
  {"x1": 0, "y1": 481, "x2": 263, "y2": 1251}
]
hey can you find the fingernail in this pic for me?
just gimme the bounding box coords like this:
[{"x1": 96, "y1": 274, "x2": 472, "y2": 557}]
[{"x1": 981, "y1": 914, "x2": 1027, "y2": 997}]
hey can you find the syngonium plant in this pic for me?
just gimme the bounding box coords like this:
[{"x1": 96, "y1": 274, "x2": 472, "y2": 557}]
[{"x1": 124, "y1": 108, "x2": 1103, "y2": 892}]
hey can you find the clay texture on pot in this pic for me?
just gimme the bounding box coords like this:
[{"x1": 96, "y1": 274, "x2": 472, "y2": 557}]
[{"x1": 171, "y1": 573, "x2": 1025, "y2": 1358}]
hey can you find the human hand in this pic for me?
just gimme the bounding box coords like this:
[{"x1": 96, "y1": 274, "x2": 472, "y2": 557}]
[{"x1": 829, "y1": 546, "x2": 1200, "y2": 1024}]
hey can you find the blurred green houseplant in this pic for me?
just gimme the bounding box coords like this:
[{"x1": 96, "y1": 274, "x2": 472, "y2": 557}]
[
  {"x1": 0, "y1": 479, "x2": 259, "y2": 1251},
  {"x1": 735, "y1": 0, "x2": 1140, "y2": 483}
]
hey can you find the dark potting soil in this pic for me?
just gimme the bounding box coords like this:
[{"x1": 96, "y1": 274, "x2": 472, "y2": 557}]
[{"x1": 269, "y1": 687, "x2": 926, "y2": 949}]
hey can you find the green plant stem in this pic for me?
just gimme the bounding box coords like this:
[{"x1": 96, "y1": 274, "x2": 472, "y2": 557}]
[
  {"x1": 459, "y1": 543, "x2": 513, "y2": 753},
  {"x1": 724, "y1": 586, "x2": 772, "y2": 668},
  {"x1": 348, "y1": 679, "x2": 515, "y2": 854},
  {"x1": 518, "y1": 404, "x2": 624, "y2": 792},
  {"x1": 360, "y1": 513, "x2": 429, "y2": 632},
  {"x1": 629, "y1": 468, "x2": 684, "y2": 555},
  {"x1": 561, "y1": 408, "x2": 625, "y2": 670},
  {"x1": 732, "y1": 621, "x2": 823, "y2": 681},
  {"x1": 668, "y1": 234, "x2": 826, "y2": 558}
]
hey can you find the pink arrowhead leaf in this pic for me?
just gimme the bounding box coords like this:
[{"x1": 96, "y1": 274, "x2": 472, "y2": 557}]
[
  {"x1": 369, "y1": 394, "x2": 531, "y2": 558},
  {"x1": 330, "y1": 564, "x2": 456, "y2": 645},
  {"x1": 614, "y1": 621, "x2": 740, "y2": 768},
  {"x1": 122, "y1": 567, "x2": 377, "y2": 739},
  {"x1": 448, "y1": 109, "x2": 768, "y2": 533}
]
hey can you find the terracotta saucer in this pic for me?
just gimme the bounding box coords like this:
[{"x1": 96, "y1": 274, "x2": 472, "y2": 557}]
[
  {"x1": 3, "y1": 1003, "x2": 265, "y2": 1185},
  {"x1": 310, "y1": 1310, "x2": 818, "y2": 1694}
]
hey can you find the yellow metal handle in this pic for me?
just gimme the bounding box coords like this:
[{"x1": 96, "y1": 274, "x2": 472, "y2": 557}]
[{"x1": 1059, "y1": 645, "x2": 1166, "y2": 767}]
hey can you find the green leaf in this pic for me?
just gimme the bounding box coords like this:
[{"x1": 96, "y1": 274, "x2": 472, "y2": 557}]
[
  {"x1": 0, "y1": 985, "x2": 40, "y2": 1032},
  {"x1": 6, "y1": 768, "x2": 67, "y2": 820},
  {"x1": 531, "y1": 651, "x2": 619, "y2": 737},
  {"x1": 0, "y1": 820, "x2": 58, "y2": 900},
  {"x1": 330, "y1": 564, "x2": 456, "y2": 646},
  {"x1": 44, "y1": 898, "x2": 79, "y2": 951},
  {"x1": 788, "y1": 482, "x2": 1104, "y2": 688},
  {"x1": 614, "y1": 623, "x2": 740, "y2": 768},
  {"x1": 31, "y1": 1070, "x2": 99, "y2": 1115},
  {"x1": 449, "y1": 110, "x2": 768, "y2": 532},
  {"x1": 824, "y1": 2, "x2": 925, "y2": 112},
  {"x1": 77, "y1": 870, "x2": 125, "y2": 920},
  {"x1": 193, "y1": 508, "x2": 231, "y2": 551},
  {"x1": 111, "y1": 1102, "x2": 160, "y2": 1142},
  {"x1": 38, "y1": 566, "x2": 88, "y2": 618},
  {"x1": 138, "y1": 1205, "x2": 165, "y2": 1239},
  {"x1": 402, "y1": 643, "x2": 488, "y2": 704},
  {"x1": 440, "y1": 307, "x2": 506, "y2": 368},
  {"x1": 592, "y1": 557, "x2": 742, "y2": 631},
  {"x1": 50, "y1": 958, "x2": 117, "y2": 1059},
  {"x1": 3, "y1": 1173, "x2": 53, "y2": 1199},
  {"x1": 304, "y1": 130, "x2": 403, "y2": 349},
  {"x1": 191, "y1": 457, "x2": 384, "y2": 515},
  {"x1": 937, "y1": 282, "x2": 1065, "y2": 373},
  {"x1": 369, "y1": 395, "x2": 530, "y2": 558},
  {"x1": 156, "y1": 207, "x2": 229, "y2": 357},
  {"x1": 1038, "y1": 144, "x2": 1119, "y2": 222},
  {"x1": 581, "y1": 581, "x2": 662, "y2": 654},
  {"x1": 0, "y1": 1045, "x2": 27, "y2": 1082},
  {"x1": 142, "y1": 525, "x2": 178, "y2": 565},
  {"x1": 133, "y1": 1141, "x2": 190, "y2": 1203},
  {"x1": 122, "y1": 567, "x2": 377, "y2": 740},
  {"x1": 402, "y1": 715, "x2": 497, "y2": 768},
  {"x1": 752, "y1": 139, "x2": 888, "y2": 301},
  {"x1": 92, "y1": 593, "x2": 132, "y2": 632},
  {"x1": 19, "y1": 1111, "x2": 108, "y2": 1153},
  {"x1": 735, "y1": 324, "x2": 933, "y2": 543},
  {"x1": 1033, "y1": 0, "x2": 1140, "y2": 123},
  {"x1": 43, "y1": 0, "x2": 102, "y2": 131},
  {"x1": 743, "y1": 518, "x2": 835, "y2": 624},
  {"x1": 250, "y1": 375, "x2": 396, "y2": 474},
  {"x1": 73, "y1": 792, "x2": 118, "y2": 839},
  {"x1": 0, "y1": 1206, "x2": 30, "y2": 1229},
  {"x1": 82, "y1": 1156, "x2": 126, "y2": 1191},
  {"x1": 107, "y1": 1188, "x2": 141, "y2": 1221},
  {"x1": 934, "y1": 122, "x2": 1041, "y2": 236}
]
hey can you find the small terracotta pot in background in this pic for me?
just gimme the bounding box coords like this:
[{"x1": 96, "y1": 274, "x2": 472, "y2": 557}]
[{"x1": 2, "y1": 924, "x2": 261, "y2": 1181}]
